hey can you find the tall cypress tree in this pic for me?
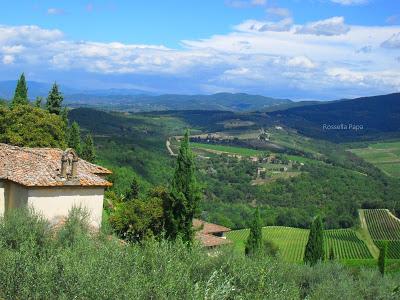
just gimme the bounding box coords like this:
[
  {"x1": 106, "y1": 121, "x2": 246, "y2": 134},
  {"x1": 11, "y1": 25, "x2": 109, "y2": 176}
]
[
  {"x1": 378, "y1": 242, "x2": 387, "y2": 276},
  {"x1": 164, "y1": 130, "x2": 201, "y2": 243},
  {"x1": 245, "y1": 207, "x2": 263, "y2": 256},
  {"x1": 46, "y1": 82, "x2": 63, "y2": 115},
  {"x1": 81, "y1": 133, "x2": 96, "y2": 163},
  {"x1": 10, "y1": 73, "x2": 29, "y2": 108},
  {"x1": 304, "y1": 215, "x2": 324, "y2": 265},
  {"x1": 68, "y1": 122, "x2": 82, "y2": 154}
]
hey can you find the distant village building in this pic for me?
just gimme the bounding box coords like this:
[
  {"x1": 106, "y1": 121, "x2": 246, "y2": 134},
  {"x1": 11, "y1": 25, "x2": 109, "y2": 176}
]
[
  {"x1": 250, "y1": 156, "x2": 259, "y2": 163},
  {"x1": 193, "y1": 219, "x2": 232, "y2": 248},
  {"x1": 0, "y1": 143, "x2": 112, "y2": 228}
]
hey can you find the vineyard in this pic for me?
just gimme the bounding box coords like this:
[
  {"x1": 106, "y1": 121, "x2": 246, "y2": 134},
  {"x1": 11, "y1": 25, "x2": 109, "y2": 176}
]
[
  {"x1": 363, "y1": 209, "x2": 400, "y2": 240},
  {"x1": 363, "y1": 209, "x2": 400, "y2": 259},
  {"x1": 225, "y1": 227, "x2": 309, "y2": 262},
  {"x1": 324, "y1": 229, "x2": 372, "y2": 260},
  {"x1": 226, "y1": 226, "x2": 373, "y2": 262}
]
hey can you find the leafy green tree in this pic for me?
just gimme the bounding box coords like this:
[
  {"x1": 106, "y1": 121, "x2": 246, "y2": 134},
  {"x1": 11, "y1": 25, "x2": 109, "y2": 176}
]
[
  {"x1": 81, "y1": 133, "x2": 96, "y2": 163},
  {"x1": 126, "y1": 176, "x2": 140, "y2": 200},
  {"x1": 378, "y1": 242, "x2": 387, "y2": 276},
  {"x1": 304, "y1": 215, "x2": 324, "y2": 265},
  {"x1": 46, "y1": 82, "x2": 63, "y2": 115},
  {"x1": 245, "y1": 207, "x2": 263, "y2": 256},
  {"x1": 10, "y1": 73, "x2": 29, "y2": 108},
  {"x1": 0, "y1": 105, "x2": 67, "y2": 148},
  {"x1": 109, "y1": 189, "x2": 164, "y2": 243},
  {"x1": 68, "y1": 122, "x2": 82, "y2": 154},
  {"x1": 163, "y1": 130, "x2": 201, "y2": 243}
]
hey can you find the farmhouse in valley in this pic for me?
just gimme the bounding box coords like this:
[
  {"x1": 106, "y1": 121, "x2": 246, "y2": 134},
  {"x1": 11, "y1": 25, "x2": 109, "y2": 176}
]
[{"x1": 0, "y1": 143, "x2": 112, "y2": 228}]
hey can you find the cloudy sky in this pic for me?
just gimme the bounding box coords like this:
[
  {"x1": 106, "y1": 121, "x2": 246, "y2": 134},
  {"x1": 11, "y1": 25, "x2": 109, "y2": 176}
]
[{"x1": 0, "y1": 0, "x2": 399, "y2": 100}]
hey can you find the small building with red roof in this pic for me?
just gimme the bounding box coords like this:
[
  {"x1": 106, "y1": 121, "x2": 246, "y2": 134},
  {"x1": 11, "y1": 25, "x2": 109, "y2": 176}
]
[{"x1": 0, "y1": 143, "x2": 112, "y2": 228}]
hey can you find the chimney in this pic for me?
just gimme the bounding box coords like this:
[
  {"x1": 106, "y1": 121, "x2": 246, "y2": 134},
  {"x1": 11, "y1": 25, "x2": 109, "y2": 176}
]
[
  {"x1": 60, "y1": 154, "x2": 68, "y2": 178},
  {"x1": 60, "y1": 148, "x2": 79, "y2": 179},
  {"x1": 71, "y1": 155, "x2": 78, "y2": 178}
]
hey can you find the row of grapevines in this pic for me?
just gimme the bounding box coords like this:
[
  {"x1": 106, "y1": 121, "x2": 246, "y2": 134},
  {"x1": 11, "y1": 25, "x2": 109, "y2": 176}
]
[
  {"x1": 324, "y1": 229, "x2": 372, "y2": 259},
  {"x1": 364, "y1": 209, "x2": 400, "y2": 240}
]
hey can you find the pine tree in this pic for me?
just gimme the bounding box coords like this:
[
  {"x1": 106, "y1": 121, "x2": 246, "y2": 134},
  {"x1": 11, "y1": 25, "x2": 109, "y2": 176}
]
[
  {"x1": 126, "y1": 177, "x2": 140, "y2": 200},
  {"x1": 378, "y1": 242, "x2": 387, "y2": 276},
  {"x1": 81, "y1": 133, "x2": 96, "y2": 163},
  {"x1": 304, "y1": 215, "x2": 324, "y2": 265},
  {"x1": 163, "y1": 130, "x2": 201, "y2": 243},
  {"x1": 245, "y1": 207, "x2": 263, "y2": 256},
  {"x1": 68, "y1": 122, "x2": 82, "y2": 154},
  {"x1": 10, "y1": 73, "x2": 29, "y2": 108},
  {"x1": 46, "y1": 82, "x2": 63, "y2": 115},
  {"x1": 34, "y1": 96, "x2": 43, "y2": 108}
]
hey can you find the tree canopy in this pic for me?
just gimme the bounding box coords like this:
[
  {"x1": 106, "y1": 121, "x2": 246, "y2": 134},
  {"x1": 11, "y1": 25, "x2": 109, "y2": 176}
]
[{"x1": 0, "y1": 105, "x2": 67, "y2": 148}]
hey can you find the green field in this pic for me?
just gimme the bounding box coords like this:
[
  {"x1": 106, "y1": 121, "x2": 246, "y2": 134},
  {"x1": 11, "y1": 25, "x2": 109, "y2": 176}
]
[
  {"x1": 191, "y1": 143, "x2": 263, "y2": 156},
  {"x1": 349, "y1": 141, "x2": 400, "y2": 177},
  {"x1": 363, "y1": 209, "x2": 400, "y2": 259},
  {"x1": 225, "y1": 226, "x2": 373, "y2": 262}
]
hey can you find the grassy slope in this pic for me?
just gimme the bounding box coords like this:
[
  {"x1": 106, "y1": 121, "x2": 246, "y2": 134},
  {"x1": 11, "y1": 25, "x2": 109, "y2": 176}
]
[{"x1": 349, "y1": 141, "x2": 400, "y2": 177}]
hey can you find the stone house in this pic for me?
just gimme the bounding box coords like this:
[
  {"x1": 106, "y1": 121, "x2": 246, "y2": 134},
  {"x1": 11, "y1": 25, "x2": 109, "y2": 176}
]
[{"x1": 0, "y1": 143, "x2": 112, "y2": 228}]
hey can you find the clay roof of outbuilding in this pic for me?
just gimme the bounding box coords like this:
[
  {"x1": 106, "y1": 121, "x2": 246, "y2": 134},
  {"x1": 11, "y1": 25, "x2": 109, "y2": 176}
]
[
  {"x1": 0, "y1": 143, "x2": 112, "y2": 187},
  {"x1": 193, "y1": 218, "x2": 231, "y2": 234},
  {"x1": 195, "y1": 232, "x2": 232, "y2": 247}
]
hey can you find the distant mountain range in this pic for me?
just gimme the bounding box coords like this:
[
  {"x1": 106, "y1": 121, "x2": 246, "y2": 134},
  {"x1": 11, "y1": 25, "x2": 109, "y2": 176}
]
[
  {"x1": 0, "y1": 80, "x2": 295, "y2": 112},
  {"x1": 64, "y1": 93, "x2": 293, "y2": 112}
]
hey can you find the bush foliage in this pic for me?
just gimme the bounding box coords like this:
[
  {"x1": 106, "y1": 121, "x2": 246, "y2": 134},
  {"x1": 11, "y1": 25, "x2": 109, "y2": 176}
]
[{"x1": 0, "y1": 209, "x2": 399, "y2": 299}]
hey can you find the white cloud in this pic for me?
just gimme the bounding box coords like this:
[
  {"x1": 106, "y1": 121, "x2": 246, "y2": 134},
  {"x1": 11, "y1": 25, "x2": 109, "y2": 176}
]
[
  {"x1": 234, "y1": 17, "x2": 293, "y2": 32},
  {"x1": 330, "y1": 0, "x2": 368, "y2": 5},
  {"x1": 296, "y1": 17, "x2": 350, "y2": 36},
  {"x1": 2, "y1": 55, "x2": 14, "y2": 64},
  {"x1": 286, "y1": 56, "x2": 316, "y2": 69},
  {"x1": 47, "y1": 8, "x2": 65, "y2": 15},
  {"x1": 225, "y1": 0, "x2": 266, "y2": 8},
  {"x1": 381, "y1": 32, "x2": 400, "y2": 49},
  {"x1": 266, "y1": 7, "x2": 291, "y2": 18},
  {"x1": 0, "y1": 21, "x2": 399, "y2": 98}
]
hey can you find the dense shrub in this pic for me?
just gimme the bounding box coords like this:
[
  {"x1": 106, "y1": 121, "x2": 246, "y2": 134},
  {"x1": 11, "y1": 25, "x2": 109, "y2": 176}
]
[{"x1": 0, "y1": 209, "x2": 399, "y2": 299}]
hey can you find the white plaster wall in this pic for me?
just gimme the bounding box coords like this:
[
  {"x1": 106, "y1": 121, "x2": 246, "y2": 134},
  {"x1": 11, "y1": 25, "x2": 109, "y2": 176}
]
[
  {"x1": 28, "y1": 187, "x2": 105, "y2": 228},
  {"x1": 7, "y1": 181, "x2": 28, "y2": 210},
  {"x1": 0, "y1": 181, "x2": 4, "y2": 217}
]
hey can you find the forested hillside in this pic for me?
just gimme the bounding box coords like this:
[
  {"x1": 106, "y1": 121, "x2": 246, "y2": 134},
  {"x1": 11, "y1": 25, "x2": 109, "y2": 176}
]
[
  {"x1": 69, "y1": 107, "x2": 400, "y2": 230},
  {"x1": 269, "y1": 93, "x2": 400, "y2": 142}
]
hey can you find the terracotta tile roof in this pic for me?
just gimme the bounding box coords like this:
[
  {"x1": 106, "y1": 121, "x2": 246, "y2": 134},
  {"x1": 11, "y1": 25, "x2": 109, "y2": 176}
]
[
  {"x1": 193, "y1": 218, "x2": 231, "y2": 234},
  {"x1": 0, "y1": 143, "x2": 112, "y2": 187},
  {"x1": 195, "y1": 232, "x2": 232, "y2": 247},
  {"x1": 193, "y1": 219, "x2": 231, "y2": 247}
]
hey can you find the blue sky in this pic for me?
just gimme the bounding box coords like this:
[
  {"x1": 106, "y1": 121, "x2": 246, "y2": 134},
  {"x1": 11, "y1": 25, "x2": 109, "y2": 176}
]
[{"x1": 0, "y1": 0, "x2": 399, "y2": 99}]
